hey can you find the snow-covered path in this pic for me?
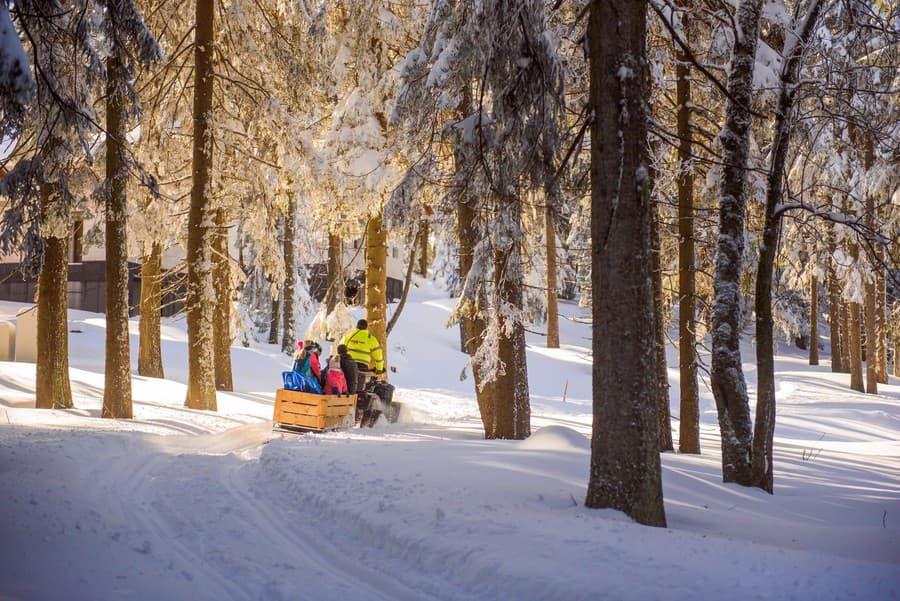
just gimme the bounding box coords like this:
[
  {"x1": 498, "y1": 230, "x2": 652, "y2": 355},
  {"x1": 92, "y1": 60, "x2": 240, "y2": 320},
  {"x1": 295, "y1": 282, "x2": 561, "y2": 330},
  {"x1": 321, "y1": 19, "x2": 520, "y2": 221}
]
[{"x1": 0, "y1": 424, "x2": 475, "y2": 601}]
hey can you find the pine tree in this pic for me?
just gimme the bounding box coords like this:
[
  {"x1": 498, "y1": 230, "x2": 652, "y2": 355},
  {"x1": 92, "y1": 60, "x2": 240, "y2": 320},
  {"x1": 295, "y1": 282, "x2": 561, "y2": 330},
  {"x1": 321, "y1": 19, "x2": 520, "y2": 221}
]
[
  {"x1": 584, "y1": 0, "x2": 666, "y2": 527},
  {"x1": 709, "y1": 0, "x2": 765, "y2": 486},
  {"x1": 185, "y1": 0, "x2": 217, "y2": 410},
  {"x1": 102, "y1": 0, "x2": 161, "y2": 418}
]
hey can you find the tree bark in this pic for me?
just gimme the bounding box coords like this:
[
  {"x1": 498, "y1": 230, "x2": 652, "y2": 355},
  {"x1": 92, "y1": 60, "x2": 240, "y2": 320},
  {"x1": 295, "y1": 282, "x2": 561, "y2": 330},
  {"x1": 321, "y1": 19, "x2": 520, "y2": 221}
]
[
  {"x1": 138, "y1": 242, "x2": 164, "y2": 378},
  {"x1": 281, "y1": 199, "x2": 296, "y2": 354},
  {"x1": 675, "y1": 16, "x2": 699, "y2": 454},
  {"x1": 651, "y1": 193, "x2": 673, "y2": 452},
  {"x1": 545, "y1": 202, "x2": 560, "y2": 349},
  {"x1": 212, "y1": 207, "x2": 233, "y2": 391},
  {"x1": 584, "y1": 0, "x2": 665, "y2": 527},
  {"x1": 751, "y1": 0, "x2": 822, "y2": 492},
  {"x1": 36, "y1": 176, "x2": 73, "y2": 410},
  {"x1": 862, "y1": 135, "x2": 877, "y2": 395},
  {"x1": 827, "y1": 238, "x2": 842, "y2": 372},
  {"x1": 268, "y1": 289, "x2": 280, "y2": 345},
  {"x1": 102, "y1": 52, "x2": 133, "y2": 418},
  {"x1": 365, "y1": 213, "x2": 388, "y2": 371},
  {"x1": 416, "y1": 218, "x2": 429, "y2": 277},
  {"x1": 71, "y1": 218, "x2": 84, "y2": 262},
  {"x1": 849, "y1": 299, "x2": 864, "y2": 392},
  {"x1": 894, "y1": 317, "x2": 900, "y2": 377},
  {"x1": 458, "y1": 195, "x2": 497, "y2": 434},
  {"x1": 877, "y1": 271, "x2": 887, "y2": 384},
  {"x1": 185, "y1": 0, "x2": 217, "y2": 410},
  {"x1": 325, "y1": 233, "x2": 343, "y2": 314},
  {"x1": 864, "y1": 281, "x2": 877, "y2": 395},
  {"x1": 840, "y1": 298, "x2": 851, "y2": 373},
  {"x1": 709, "y1": 0, "x2": 764, "y2": 486},
  {"x1": 809, "y1": 275, "x2": 819, "y2": 365},
  {"x1": 491, "y1": 192, "x2": 530, "y2": 440}
]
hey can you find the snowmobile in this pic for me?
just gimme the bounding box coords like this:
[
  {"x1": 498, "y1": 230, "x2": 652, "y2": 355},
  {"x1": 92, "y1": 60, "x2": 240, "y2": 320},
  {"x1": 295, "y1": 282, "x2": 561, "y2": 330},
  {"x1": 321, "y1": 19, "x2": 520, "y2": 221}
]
[
  {"x1": 355, "y1": 377, "x2": 402, "y2": 428},
  {"x1": 273, "y1": 375, "x2": 402, "y2": 433}
]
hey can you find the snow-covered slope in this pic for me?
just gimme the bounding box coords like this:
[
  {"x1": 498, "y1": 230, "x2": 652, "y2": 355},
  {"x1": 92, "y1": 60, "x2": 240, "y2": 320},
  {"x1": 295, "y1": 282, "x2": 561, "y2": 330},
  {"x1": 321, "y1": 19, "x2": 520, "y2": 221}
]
[{"x1": 0, "y1": 285, "x2": 898, "y2": 601}]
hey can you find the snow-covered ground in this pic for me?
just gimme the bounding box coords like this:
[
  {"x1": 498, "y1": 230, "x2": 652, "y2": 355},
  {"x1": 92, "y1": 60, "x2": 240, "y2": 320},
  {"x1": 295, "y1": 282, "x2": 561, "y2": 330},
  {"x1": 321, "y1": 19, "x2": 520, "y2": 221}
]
[{"x1": 1, "y1": 283, "x2": 898, "y2": 601}]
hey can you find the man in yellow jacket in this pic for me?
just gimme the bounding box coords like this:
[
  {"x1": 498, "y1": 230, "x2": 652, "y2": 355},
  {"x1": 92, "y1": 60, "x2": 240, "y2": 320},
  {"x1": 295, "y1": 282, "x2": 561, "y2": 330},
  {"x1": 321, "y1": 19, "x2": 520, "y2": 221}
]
[{"x1": 342, "y1": 319, "x2": 384, "y2": 389}]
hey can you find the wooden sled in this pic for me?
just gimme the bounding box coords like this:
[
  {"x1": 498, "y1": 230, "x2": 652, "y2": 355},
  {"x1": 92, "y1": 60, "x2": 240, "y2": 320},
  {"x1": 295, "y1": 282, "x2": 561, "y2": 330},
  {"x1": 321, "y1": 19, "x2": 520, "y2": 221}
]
[{"x1": 273, "y1": 388, "x2": 357, "y2": 433}]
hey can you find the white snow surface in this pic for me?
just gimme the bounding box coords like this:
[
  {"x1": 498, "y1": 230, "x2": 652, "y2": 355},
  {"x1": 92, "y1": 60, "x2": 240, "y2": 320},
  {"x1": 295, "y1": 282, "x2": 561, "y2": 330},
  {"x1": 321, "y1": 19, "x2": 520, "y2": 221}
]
[{"x1": 1, "y1": 284, "x2": 898, "y2": 601}]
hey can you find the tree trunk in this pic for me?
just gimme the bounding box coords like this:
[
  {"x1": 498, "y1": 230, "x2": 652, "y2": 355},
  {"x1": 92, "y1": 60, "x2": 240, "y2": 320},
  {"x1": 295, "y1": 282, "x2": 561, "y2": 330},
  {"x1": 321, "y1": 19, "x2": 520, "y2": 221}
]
[
  {"x1": 584, "y1": 0, "x2": 666, "y2": 527},
  {"x1": 365, "y1": 213, "x2": 388, "y2": 371},
  {"x1": 709, "y1": 0, "x2": 764, "y2": 486},
  {"x1": 809, "y1": 275, "x2": 819, "y2": 365},
  {"x1": 894, "y1": 324, "x2": 899, "y2": 378},
  {"x1": 268, "y1": 290, "x2": 280, "y2": 345},
  {"x1": 416, "y1": 218, "x2": 430, "y2": 277},
  {"x1": 491, "y1": 192, "x2": 530, "y2": 440},
  {"x1": 138, "y1": 242, "x2": 164, "y2": 378},
  {"x1": 185, "y1": 0, "x2": 217, "y2": 410},
  {"x1": 751, "y1": 0, "x2": 822, "y2": 492},
  {"x1": 849, "y1": 300, "x2": 864, "y2": 392},
  {"x1": 545, "y1": 202, "x2": 560, "y2": 349},
  {"x1": 827, "y1": 241, "x2": 842, "y2": 372},
  {"x1": 840, "y1": 298, "x2": 851, "y2": 373},
  {"x1": 651, "y1": 193, "x2": 673, "y2": 452},
  {"x1": 281, "y1": 199, "x2": 296, "y2": 354},
  {"x1": 877, "y1": 272, "x2": 887, "y2": 384},
  {"x1": 458, "y1": 199, "x2": 477, "y2": 354},
  {"x1": 862, "y1": 136, "x2": 877, "y2": 395},
  {"x1": 864, "y1": 283, "x2": 877, "y2": 394},
  {"x1": 675, "y1": 17, "x2": 699, "y2": 454},
  {"x1": 458, "y1": 196, "x2": 497, "y2": 433},
  {"x1": 325, "y1": 233, "x2": 343, "y2": 314},
  {"x1": 36, "y1": 177, "x2": 73, "y2": 410},
  {"x1": 71, "y1": 218, "x2": 84, "y2": 262},
  {"x1": 102, "y1": 52, "x2": 133, "y2": 419},
  {"x1": 212, "y1": 207, "x2": 233, "y2": 391}
]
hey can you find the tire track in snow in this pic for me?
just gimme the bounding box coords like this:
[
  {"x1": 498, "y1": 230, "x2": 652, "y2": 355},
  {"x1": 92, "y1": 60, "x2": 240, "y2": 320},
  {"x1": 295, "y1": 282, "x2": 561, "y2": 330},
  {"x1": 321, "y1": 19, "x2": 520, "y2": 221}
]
[
  {"x1": 100, "y1": 429, "x2": 458, "y2": 600},
  {"x1": 220, "y1": 454, "x2": 455, "y2": 601},
  {"x1": 110, "y1": 441, "x2": 250, "y2": 600}
]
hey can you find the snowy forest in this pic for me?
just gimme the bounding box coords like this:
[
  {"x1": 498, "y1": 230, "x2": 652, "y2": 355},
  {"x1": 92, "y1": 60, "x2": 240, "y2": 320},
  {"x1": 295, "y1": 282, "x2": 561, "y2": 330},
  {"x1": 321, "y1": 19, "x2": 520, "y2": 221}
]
[{"x1": 0, "y1": 0, "x2": 898, "y2": 598}]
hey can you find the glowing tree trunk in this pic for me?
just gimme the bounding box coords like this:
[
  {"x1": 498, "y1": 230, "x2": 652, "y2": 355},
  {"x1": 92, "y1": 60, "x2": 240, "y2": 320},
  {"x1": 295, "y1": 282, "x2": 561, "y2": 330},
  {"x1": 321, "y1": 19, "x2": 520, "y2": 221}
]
[
  {"x1": 138, "y1": 242, "x2": 164, "y2": 378},
  {"x1": 213, "y1": 207, "x2": 233, "y2": 391},
  {"x1": 545, "y1": 203, "x2": 560, "y2": 349},
  {"x1": 36, "y1": 174, "x2": 73, "y2": 410},
  {"x1": 365, "y1": 212, "x2": 388, "y2": 371},
  {"x1": 185, "y1": 0, "x2": 217, "y2": 410}
]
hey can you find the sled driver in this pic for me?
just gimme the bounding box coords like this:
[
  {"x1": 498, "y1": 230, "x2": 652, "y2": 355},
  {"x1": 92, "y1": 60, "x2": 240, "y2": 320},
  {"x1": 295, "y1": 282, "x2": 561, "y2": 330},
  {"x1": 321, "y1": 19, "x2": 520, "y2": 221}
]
[{"x1": 342, "y1": 319, "x2": 384, "y2": 391}]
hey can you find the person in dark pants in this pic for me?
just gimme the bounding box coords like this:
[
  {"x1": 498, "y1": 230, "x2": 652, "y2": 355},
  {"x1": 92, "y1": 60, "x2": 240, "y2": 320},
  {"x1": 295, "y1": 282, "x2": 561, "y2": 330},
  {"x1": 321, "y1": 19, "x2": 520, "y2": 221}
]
[{"x1": 337, "y1": 344, "x2": 359, "y2": 395}]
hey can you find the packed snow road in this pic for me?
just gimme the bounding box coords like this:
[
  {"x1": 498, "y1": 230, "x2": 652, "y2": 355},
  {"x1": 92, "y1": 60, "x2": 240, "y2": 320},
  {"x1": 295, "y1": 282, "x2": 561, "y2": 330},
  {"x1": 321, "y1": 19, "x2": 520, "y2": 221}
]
[{"x1": 0, "y1": 424, "x2": 465, "y2": 601}]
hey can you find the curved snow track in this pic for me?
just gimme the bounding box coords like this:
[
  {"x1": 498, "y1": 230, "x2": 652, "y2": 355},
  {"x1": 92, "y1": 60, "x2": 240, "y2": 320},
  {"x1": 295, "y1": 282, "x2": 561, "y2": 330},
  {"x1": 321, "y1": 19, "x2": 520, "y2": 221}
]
[{"x1": 97, "y1": 426, "x2": 457, "y2": 601}]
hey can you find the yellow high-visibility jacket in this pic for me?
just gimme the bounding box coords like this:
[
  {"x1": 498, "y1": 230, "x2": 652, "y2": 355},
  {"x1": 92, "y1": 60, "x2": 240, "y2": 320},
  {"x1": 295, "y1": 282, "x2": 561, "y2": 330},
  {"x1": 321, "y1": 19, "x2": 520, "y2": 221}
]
[{"x1": 342, "y1": 328, "x2": 384, "y2": 372}]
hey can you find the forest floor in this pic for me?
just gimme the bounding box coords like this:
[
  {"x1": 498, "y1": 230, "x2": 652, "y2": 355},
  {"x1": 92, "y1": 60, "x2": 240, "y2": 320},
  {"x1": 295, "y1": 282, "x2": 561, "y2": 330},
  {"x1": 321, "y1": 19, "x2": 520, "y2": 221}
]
[{"x1": 0, "y1": 282, "x2": 898, "y2": 601}]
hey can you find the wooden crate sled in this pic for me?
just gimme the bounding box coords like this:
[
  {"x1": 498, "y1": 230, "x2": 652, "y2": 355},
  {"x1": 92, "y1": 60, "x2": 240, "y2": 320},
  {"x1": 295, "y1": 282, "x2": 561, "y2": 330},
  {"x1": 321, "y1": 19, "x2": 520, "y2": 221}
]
[{"x1": 273, "y1": 388, "x2": 357, "y2": 432}]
